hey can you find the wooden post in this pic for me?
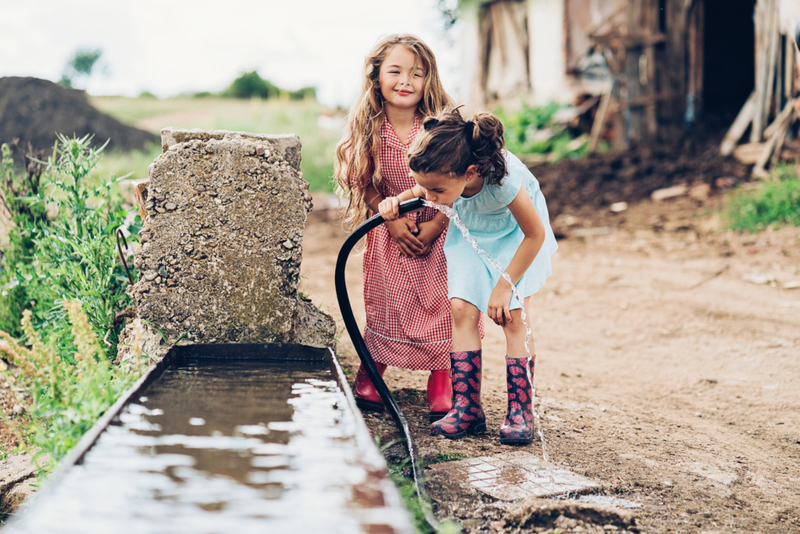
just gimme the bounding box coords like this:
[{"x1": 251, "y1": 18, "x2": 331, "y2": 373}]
[
  {"x1": 589, "y1": 87, "x2": 613, "y2": 153},
  {"x1": 720, "y1": 92, "x2": 756, "y2": 156},
  {"x1": 752, "y1": 0, "x2": 766, "y2": 142}
]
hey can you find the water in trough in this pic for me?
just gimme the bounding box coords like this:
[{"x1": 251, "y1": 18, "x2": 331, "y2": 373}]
[{"x1": 9, "y1": 352, "x2": 410, "y2": 534}]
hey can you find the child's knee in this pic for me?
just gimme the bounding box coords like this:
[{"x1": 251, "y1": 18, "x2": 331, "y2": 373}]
[
  {"x1": 503, "y1": 310, "x2": 528, "y2": 336},
  {"x1": 451, "y1": 299, "x2": 480, "y2": 328}
]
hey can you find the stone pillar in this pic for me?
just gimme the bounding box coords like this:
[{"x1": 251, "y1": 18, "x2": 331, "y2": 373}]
[{"x1": 130, "y1": 128, "x2": 335, "y2": 349}]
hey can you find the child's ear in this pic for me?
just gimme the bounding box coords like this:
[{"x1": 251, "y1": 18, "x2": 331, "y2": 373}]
[{"x1": 464, "y1": 165, "x2": 478, "y2": 182}]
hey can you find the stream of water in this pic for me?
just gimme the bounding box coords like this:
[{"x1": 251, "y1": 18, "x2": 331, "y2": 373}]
[{"x1": 423, "y1": 200, "x2": 549, "y2": 461}]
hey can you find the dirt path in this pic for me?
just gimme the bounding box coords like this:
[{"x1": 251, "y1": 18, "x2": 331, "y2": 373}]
[{"x1": 301, "y1": 195, "x2": 800, "y2": 533}]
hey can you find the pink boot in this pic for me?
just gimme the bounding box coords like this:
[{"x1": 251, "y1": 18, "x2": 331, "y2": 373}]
[
  {"x1": 354, "y1": 362, "x2": 387, "y2": 412},
  {"x1": 427, "y1": 370, "x2": 453, "y2": 422},
  {"x1": 431, "y1": 350, "x2": 486, "y2": 439}
]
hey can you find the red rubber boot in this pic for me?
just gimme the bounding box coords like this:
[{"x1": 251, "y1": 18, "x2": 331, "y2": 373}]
[
  {"x1": 354, "y1": 362, "x2": 388, "y2": 412},
  {"x1": 427, "y1": 370, "x2": 453, "y2": 422}
]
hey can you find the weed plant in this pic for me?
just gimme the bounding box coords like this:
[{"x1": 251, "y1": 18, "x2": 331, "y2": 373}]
[
  {"x1": 1, "y1": 135, "x2": 139, "y2": 358},
  {"x1": 725, "y1": 163, "x2": 800, "y2": 232},
  {"x1": 0, "y1": 144, "x2": 49, "y2": 336},
  {"x1": 0, "y1": 303, "x2": 143, "y2": 466}
]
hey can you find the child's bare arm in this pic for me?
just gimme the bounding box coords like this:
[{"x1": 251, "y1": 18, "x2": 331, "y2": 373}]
[
  {"x1": 377, "y1": 184, "x2": 425, "y2": 220},
  {"x1": 376, "y1": 185, "x2": 427, "y2": 257},
  {"x1": 487, "y1": 190, "x2": 546, "y2": 326},
  {"x1": 363, "y1": 184, "x2": 384, "y2": 213}
]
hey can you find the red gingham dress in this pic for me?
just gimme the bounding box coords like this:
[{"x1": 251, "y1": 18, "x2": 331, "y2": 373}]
[{"x1": 361, "y1": 116, "x2": 453, "y2": 370}]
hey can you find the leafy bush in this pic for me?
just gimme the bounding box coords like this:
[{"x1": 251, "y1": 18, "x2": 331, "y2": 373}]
[
  {"x1": 0, "y1": 303, "x2": 143, "y2": 464},
  {"x1": 495, "y1": 102, "x2": 591, "y2": 162},
  {"x1": 288, "y1": 86, "x2": 316, "y2": 101},
  {"x1": 725, "y1": 163, "x2": 800, "y2": 232}
]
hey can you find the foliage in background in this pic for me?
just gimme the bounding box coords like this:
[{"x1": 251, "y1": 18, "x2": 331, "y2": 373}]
[
  {"x1": 495, "y1": 102, "x2": 593, "y2": 162},
  {"x1": 222, "y1": 71, "x2": 316, "y2": 101},
  {"x1": 91, "y1": 96, "x2": 339, "y2": 192},
  {"x1": 0, "y1": 135, "x2": 139, "y2": 359},
  {"x1": 435, "y1": 0, "x2": 461, "y2": 44},
  {"x1": 0, "y1": 303, "x2": 143, "y2": 466},
  {"x1": 59, "y1": 48, "x2": 103, "y2": 90},
  {"x1": 725, "y1": 163, "x2": 800, "y2": 232}
]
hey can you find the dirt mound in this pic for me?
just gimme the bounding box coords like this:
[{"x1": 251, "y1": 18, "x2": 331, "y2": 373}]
[
  {"x1": 0, "y1": 77, "x2": 156, "y2": 163},
  {"x1": 531, "y1": 132, "x2": 752, "y2": 218}
]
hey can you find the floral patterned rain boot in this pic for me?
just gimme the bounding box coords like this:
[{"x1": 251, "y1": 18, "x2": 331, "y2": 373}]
[
  {"x1": 500, "y1": 355, "x2": 534, "y2": 445},
  {"x1": 430, "y1": 350, "x2": 486, "y2": 439},
  {"x1": 354, "y1": 362, "x2": 388, "y2": 412}
]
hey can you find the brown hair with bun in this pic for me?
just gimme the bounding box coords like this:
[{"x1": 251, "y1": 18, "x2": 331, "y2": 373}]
[{"x1": 408, "y1": 107, "x2": 507, "y2": 185}]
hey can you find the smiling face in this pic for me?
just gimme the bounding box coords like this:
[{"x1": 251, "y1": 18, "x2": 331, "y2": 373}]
[
  {"x1": 378, "y1": 46, "x2": 426, "y2": 112},
  {"x1": 411, "y1": 165, "x2": 480, "y2": 206}
]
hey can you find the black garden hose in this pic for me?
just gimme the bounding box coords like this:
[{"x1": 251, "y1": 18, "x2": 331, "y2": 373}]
[{"x1": 334, "y1": 197, "x2": 442, "y2": 530}]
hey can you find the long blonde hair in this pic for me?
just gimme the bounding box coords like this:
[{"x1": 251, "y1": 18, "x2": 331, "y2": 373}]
[{"x1": 334, "y1": 34, "x2": 453, "y2": 231}]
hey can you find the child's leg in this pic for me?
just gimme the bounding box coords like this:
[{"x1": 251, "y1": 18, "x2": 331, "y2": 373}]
[
  {"x1": 429, "y1": 298, "x2": 482, "y2": 421},
  {"x1": 502, "y1": 299, "x2": 535, "y2": 358},
  {"x1": 500, "y1": 298, "x2": 536, "y2": 445},
  {"x1": 431, "y1": 299, "x2": 485, "y2": 439},
  {"x1": 451, "y1": 298, "x2": 482, "y2": 352}
]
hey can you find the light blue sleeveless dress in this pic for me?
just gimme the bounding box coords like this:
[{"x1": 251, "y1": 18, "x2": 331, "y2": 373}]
[{"x1": 443, "y1": 151, "x2": 558, "y2": 314}]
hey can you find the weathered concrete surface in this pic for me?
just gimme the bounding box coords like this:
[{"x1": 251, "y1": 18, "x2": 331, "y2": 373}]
[
  {"x1": 114, "y1": 317, "x2": 167, "y2": 365},
  {"x1": 130, "y1": 128, "x2": 335, "y2": 348},
  {"x1": 0, "y1": 453, "x2": 48, "y2": 514}
]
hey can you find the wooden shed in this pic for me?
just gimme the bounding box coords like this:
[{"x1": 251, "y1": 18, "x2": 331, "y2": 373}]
[{"x1": 459, "y1": 0, "x2": 799, "y2": 162}]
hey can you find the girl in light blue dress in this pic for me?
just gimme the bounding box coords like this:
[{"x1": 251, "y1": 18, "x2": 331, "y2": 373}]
[{"x1": 379, "y1": 108, "x2": 557, "y2": 445}]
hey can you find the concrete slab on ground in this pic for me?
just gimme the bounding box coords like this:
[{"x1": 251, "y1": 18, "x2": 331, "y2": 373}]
[{"x1": 429, "y1": 451, "x2": 599, "y2": 501}]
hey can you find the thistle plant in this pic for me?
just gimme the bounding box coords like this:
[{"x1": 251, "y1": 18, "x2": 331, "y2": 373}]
[{"x1": 23, "y1": 134, "x2": 138, "y2": 358}]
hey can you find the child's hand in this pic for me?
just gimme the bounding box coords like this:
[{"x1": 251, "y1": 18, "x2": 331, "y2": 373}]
[
  {"x1": 487, "y1": 281, "x2": 513, "y2": 326},
  {"x1": 415, "y1": 219, "x2": 447, "y2": 256},
  {"x1": 378, "y1": 197, "x2": 401, "y2": 221},
  {"x1": 385, "y1": 219, "x2": 424, "y2": 257}
]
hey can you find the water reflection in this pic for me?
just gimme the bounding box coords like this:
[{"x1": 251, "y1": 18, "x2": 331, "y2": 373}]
[{"x1": 11, "y1": 359, "x2": 408, "y2": 533}]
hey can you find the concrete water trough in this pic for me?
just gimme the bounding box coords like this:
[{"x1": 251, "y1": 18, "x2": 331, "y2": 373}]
[{"x1": 6, "y1": 343, "x2": 413, "y2": 534}]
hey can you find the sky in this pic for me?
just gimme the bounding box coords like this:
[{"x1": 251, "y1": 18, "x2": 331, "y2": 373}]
[{"x1": 0, "y1": 0, "x2": 461, "y2": 107}]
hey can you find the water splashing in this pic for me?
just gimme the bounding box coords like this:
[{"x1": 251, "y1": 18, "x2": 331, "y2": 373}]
[{"x1": 423, "y1": 200, "x2": 549, "y2": 461}]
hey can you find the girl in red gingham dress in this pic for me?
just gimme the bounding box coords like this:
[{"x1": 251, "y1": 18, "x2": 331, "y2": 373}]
[{"x1": 335, "y1": 35, "x2": 479, "y2": 421}]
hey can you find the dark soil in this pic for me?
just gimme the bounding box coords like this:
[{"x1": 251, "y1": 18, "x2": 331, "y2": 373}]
[
  {"x1": 532, "y1": 132, "x2": 752, "y2": 219},
  {"x1": 0, "y1": 77, "x2": 156, "y2": 164}
]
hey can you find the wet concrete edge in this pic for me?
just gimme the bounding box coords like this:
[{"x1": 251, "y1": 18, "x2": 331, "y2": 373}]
[{"x1": 325, "y1": 347, "x2": 416, "y2": 534}]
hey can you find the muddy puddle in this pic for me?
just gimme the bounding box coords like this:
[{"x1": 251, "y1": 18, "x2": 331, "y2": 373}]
[{"x1": 10, "y1": 356, "x2": 410, "y2": 534}]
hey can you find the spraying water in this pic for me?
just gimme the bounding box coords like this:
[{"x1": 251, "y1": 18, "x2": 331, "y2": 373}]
[{"x1": 423, "y1": 200, "x2": 549, "y2": 461}]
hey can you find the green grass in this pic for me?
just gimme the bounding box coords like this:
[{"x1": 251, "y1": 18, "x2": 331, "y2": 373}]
[
  {"x1": 90, "y1": 96, "x2": 340, "y2": 191},
  {"x1": 429, "y1": 451, "x2": 468, "y2": 464},
  {"x1": 725, "y1": 163, "x2": 800, "y2": 232}
]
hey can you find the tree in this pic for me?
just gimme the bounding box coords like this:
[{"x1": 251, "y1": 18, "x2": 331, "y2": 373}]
[
  {"x1": 222, "y1": 71, "x2": 280, "y2": 99},
  {"x1": 60, "y1": 48, "x2": 103, "y2": 89}
]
